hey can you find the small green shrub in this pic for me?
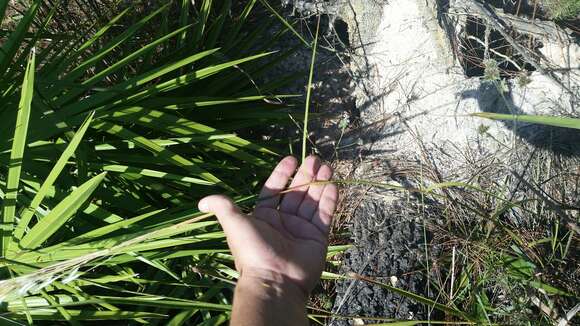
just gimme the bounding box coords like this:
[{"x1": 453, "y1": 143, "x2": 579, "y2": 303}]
[{"x1": 543, "y1": 0, "x2": 580, "y2": 20}]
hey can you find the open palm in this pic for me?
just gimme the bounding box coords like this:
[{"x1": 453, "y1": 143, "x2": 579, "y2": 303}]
[{"x1": 198, "y1": 156, "x2": 338, "y2": 294}]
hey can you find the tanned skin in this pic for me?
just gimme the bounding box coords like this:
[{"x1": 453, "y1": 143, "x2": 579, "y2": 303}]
[{"x1": 198, "y1": 155, "x2": 338, "y2": 326}]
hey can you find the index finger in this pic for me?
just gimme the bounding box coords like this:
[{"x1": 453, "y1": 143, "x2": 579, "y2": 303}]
[{"x1": 255, "y1": 156, "x2": 298, "y2": 209}]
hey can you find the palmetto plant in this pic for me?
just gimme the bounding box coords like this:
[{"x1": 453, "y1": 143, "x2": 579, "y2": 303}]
[{"x1": 0, "y1": 0, "x2": 305, "y2": 323}]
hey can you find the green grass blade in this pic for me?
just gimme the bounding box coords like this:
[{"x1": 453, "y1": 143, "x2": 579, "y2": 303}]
[
  {"x1": 178, "y1": 0, "x2": 190, "y2": 47},
  {"x1": 129, "y1": 253, "x2": 181, "y2": 281},
  {"x1": 103, "y1": 248, "x2": 229, "y2": 265},
  {"x1": 15, "y1": 230, "x2": 220, "y2": 264},
  {"x1": 39, "y1": 21, "x2": 100, "y2": 78},
  {"x1": 18, "y1": 176, "x2": 125, "y2": 225},
  {"x1": 167, "y1": 285, "x2": 224, "y2": 325},
  {"x1": 94, "y1": 295, "x2": 231, "y2": 311},
  {"x1": 139, "y1": 95, "x2": 285, "y2": 110},
  {"x1": 472, "y1": 112, "x2": 580, "y2": 130},
  {"x1": 12, "y1": 112, "x2": 94, "y2": 244},
  {"x1": 224, "y1": 0, "x2": 256, "y2": 48},
  {"x1": 112, "y1": 234, "x2": 222, "y2": 256},
  {"x1": 16, "y1": 233, "x2": 221, "y2": 265},
  {"x1": 1, "y1": 50, "x2": 35, "y2": 256},
  {"x1": 18, "y1": 294, "x2": 34, "y2": 325},
  {"x1": 20, "y1": 172, "x2": 107, "y2": 250},
  {"x1": 39, "y1": 291, "x2": 77, "y2": 324},
  {"x1": 196, "y1": 314, "x2": 229, "y2": 326},
  {"x1": 302, "y1": 17, "x2": 319, "y2": 162},
  {"x1": 204, "y1": 1, "x2": 229, "y2": 50},
  {"x1": 223, "y1": 11, "x2": 273, "y2": 57},
  {"x1": 10, "y1": 294, "x2": 230, "y2": 312},
  {"x1": 93, "y1": 135, "x2": 237, "y2": 151},
  {"x1": 81, "y1": 203, "x2": 124, "y2": 224}
]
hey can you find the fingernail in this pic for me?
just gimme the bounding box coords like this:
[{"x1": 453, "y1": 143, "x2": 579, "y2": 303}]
[{"x1": 198, "y1": 199, "x2": 209, "y2": 212}]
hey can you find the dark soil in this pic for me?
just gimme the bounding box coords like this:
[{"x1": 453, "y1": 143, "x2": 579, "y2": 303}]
[{"x1": 330, "y1": 199, "x2": 439, "y2": 324}]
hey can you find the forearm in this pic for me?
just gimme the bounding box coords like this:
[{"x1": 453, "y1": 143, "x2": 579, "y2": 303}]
[{"x1": 231, "y1": 274, "x2": 308, "y2": 326}]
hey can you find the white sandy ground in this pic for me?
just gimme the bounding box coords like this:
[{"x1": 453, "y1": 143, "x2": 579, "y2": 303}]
[
  {"x1": 328, "y1": 1, "x2": 578, "y2": 322},
  {"x1": 324, "y1": 1, "x2": 578, "y2": 322},
  {"x1": 349, "y1": 0, "x2": 578, "y2": 177}
]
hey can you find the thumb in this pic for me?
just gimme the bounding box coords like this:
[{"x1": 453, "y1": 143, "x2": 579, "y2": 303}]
[{"x1": 198, "y1": 194, "x2": 249, "y2": 239}]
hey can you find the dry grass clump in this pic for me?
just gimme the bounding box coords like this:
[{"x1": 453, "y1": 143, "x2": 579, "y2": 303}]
[{"x1": 416, "y1": 141, "x2": 579, "y2": 324}]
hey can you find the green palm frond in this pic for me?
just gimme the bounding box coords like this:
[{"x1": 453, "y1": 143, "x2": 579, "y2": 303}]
[{"x1": 0, "y1": 1, "x2": 305, "y2": 323}]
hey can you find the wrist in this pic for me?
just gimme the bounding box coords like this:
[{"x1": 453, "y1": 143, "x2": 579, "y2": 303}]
[
  {"x1": 237, "y1": 268, "x2": 308, "y2": 305},
  {"x1": 232, "y1": 270, "x2": 309, "y2": 326}
]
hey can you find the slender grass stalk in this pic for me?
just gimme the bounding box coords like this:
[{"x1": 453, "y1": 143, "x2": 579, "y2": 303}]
[{"x1": 302, "y1": 16, "x2": 320, "y2": 162}]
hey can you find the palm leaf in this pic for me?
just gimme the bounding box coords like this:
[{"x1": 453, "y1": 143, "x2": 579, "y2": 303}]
[
  {"x1": 0, "y1": 1, "x2": 294, "y2": 323},
  {"x1": 19, "y1": 173, "x2": 107, "y2": 250},
  {"x1": 0, "y1": 1, "x2": 40, "y2": 80},
  {"x1": 90, "y1": 120, "x2": 228, "y2": 189},
  {"x1": 1, "y1": 50, "x2": 35, "y2": 255},
  {"x1": 11, "y1": 112, "x2": 94, "y2": 244},
  {"x1": 472, "y1": 112, "x2": 580, "y2": 130}
]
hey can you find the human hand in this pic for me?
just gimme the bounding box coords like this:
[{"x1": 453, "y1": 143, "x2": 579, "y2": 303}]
[{"x1": 198, "y1": 155, "x2": 338, "y2": 297}]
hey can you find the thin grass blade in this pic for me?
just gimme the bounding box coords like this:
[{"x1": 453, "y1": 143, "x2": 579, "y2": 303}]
[{"x1": 302, "y1": 17, "x2": 319, "y2": 162}]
